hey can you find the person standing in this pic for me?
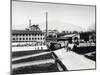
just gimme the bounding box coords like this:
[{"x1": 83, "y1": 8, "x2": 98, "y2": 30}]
[
  {"x1": 73, "y1": 37, "x2": 79, "y2": 51},
  {"x1": 64, "y1": 41, "x2": 69, "y2": 52}
]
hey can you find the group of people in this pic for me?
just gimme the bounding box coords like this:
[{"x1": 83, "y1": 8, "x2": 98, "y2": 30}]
[
  {"x1": 47, "y1": 37, "x2": 79, "y2": 52},
  {"x1": 64, "y1": 37, "x2": 79, "y2": 52},
  {"x1": 48, "y1": 41, "x2": 79, "y2": 52}
]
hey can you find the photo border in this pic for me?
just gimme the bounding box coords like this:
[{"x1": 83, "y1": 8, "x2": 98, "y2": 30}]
[{"x1": 10, "y1": 0, "x2": 96, "y2": 74}]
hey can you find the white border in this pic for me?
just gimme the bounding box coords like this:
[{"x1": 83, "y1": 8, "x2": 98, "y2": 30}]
[{"x1": 0, "y1": 0, "x2": 100, "y2": 75}]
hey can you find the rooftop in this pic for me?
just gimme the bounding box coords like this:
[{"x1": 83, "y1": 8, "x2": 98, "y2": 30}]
[{"x1": 12, "y1": 30, "x2": 44, "y2": 35}]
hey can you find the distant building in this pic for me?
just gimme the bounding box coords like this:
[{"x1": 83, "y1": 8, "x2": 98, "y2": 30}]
[
  {"x1": 12, "y1": 24, "x2": 45, "y2": 45},
  {"x1": 43, "y1": 30, "x2": 59, "y2": 42},
  {"x1": 26, "y1": 24, "x2": 40, "y2": 31},
  {"x1": 43, "y1": 30, "x2": 59, "y2": 35},
  {"x1": 57, "y1": 33, "x2": 80, "y2": 43},
  {"x1": 57, "y1": 31, "x2": 96, "y2": 43},
  {"x1": 80, "y1": 31, "x2": 96, "y2": 43}
]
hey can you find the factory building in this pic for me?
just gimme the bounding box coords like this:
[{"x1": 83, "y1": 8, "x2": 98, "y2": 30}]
[{"x1": 12, "y1": 20, "x2": 45, "y2": 46}]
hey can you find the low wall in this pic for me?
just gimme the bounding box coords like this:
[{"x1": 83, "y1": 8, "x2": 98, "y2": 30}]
[{"x1": 12, "y1": 46, "x2": 48, "y2": 52}]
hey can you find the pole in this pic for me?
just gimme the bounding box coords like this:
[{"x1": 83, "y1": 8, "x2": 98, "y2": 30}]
[{"x1": 46, "y1": 12, "x2": 48, "y2": 41}]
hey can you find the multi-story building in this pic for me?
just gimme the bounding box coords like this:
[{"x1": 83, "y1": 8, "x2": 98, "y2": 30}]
[{"x1": 12, "y1": 24, "x2": 45, "y2": 46}]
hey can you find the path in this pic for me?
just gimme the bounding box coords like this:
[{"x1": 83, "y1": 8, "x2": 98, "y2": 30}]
[{"x1": 54, "y1": 48, "x2": 95, "y2": 70}]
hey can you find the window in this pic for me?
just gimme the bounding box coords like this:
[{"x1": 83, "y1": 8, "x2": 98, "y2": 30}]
[
  {"x1": 19, "y1": 38, "x2": 21, "y2": 40},
  {"x1": 16, "y1": 38, "x2": 18, "y2": 40},
  {"x1": 23, "y1": 34, "x2": 25, "y2": 36},
  {"x1": 26, "y1": 38, "x2": 28, "y2": 40},
  {"x1": 13, "y1": 38, "x2": 15, "y2": 40},
  {"x1": 29, "y1": 38, "x2": 31, "y2": 40},
  {"x1": 32, "y1": 38, "x2": 34, "y2": 40},
  {"x1": 23, "y1": 38, "x2": 25, "y2": 40}
]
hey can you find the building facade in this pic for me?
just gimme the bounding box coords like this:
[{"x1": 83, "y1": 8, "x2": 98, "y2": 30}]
[
  {"x1": 57, "y1": 33, "x2": 80, "y2": 43},
  {"x1": 12, "y1": 24, "x2": 45, "y2": 46}
]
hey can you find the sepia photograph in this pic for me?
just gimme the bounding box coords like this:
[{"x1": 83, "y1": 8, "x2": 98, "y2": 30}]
[{"x1": 11, "y1": 0, "x2": 96, "y2": 75}]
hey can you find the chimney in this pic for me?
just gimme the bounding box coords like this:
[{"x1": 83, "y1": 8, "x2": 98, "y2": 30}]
[{"x1": 29, "y1": 19, "x2": 31, "y2": 27}]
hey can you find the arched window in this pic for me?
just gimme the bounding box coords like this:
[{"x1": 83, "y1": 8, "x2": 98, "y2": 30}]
[
  {"x1": 29, "y1": 38, "x2": 31, "y2": 40},
  {"x1": 19, "y1": 38, "x2": 21, "y2": 40},
  {"x1": 41, "y1": 38, "x2": 42, "y2": 40},
  {"x1": 13, "y1": 38, "x2": 15, "y2": 40},
  {"x1": 32, "y1": 38, "x2": 34, "y2": 40},
  {"x1": 38, "y1": 38, "x2": 39, "y2": 40},
  {"x1": 23, "y1": 38, "x2": 25, "y2": 40},
  {"x1": 26, "y1": 38, "x2": 28, "y2": 40},
  {"x1": 35, "y1": 38, "x2": 37, "y2": 40}
]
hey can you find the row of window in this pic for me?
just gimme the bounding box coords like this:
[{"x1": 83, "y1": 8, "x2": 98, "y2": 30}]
[
  {"x1": 12, "y1": 37, "x2": 45, "y2": 41},
  {"x1": 13, "y1": 34, "x2": 44, "y2": 36}
]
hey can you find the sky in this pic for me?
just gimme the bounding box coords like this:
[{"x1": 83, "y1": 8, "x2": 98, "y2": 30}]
[{"x1": 12, "y1": 1, "x2": 95, "y2": 32}]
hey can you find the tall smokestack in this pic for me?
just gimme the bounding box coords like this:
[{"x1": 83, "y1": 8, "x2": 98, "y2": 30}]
[
  {"x1": 29, "y1": 19, "x2": 31, "y2": 27},
  {"x1": 46, "y1": 12, "x2": 48, "y2": 39}
]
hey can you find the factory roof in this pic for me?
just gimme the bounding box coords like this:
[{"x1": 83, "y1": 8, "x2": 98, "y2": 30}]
[
  {"x1": 63, "y1": 33, "x2": 79, "y2": 38},
  {"x1": 12, "y1": 30, "x2": 44, "y2": 35}
]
